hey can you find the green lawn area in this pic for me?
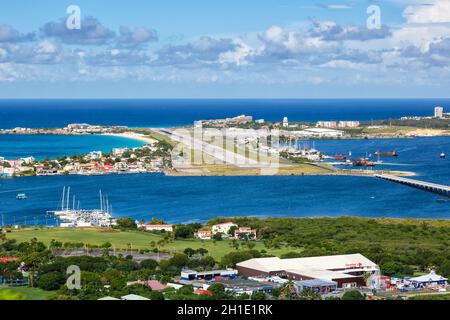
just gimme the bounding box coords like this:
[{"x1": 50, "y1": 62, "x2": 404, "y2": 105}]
[
  {"x1": 0, "y1": 286, "x2": 56, "y2": 300},
  {"x1": 5, "y1": 228, "x2": 301, "y2": 260},
  {"x1": 145, "y1": 130, "x2": 178, "y2": 147},
  {"x1": 408, "y1": 293, "x2": 450, "y2": 300}
]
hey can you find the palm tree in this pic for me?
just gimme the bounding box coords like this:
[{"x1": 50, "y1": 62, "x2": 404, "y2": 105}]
[
  {"x1": 364, "y1": 272, "x2": 373, "y2": 287},
  {"x1": 280, "y1": 277, "x2": 297, "y2": 299}
]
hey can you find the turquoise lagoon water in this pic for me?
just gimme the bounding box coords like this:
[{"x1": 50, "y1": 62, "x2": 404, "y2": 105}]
[{"x1": 0, "y1": 134, "x2": 144, "y2": 160}]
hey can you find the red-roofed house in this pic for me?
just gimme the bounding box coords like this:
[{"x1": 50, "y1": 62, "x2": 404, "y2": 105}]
[
  {"x1": 146, "y1": 280, "x2": 168, "y2": 291},
  {"x1": 196, "y1": 230, "x2": 212, "y2": 240},
  {"x1": 234, "y1": 227, "x2": 257, "y2": 240},
  {"x1": 127, "y1": 280, "x2": 168, "y2": 291},
  {"x1": 0, "y1": 257, "x2": 19, "y2": 264},
  {"x1": 194, "y1": 289, "x2": 213, "y2": 296}
]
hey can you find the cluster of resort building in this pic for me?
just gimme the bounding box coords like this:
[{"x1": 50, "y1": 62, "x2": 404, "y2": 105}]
[
  {"x1": 137, "y1": 222, "x2": 175, "y2": 232},
  {"x1": 196, "y1": 222, "x2": 257, "y2": 240},
  {"x1": 93, "y1": 253, "x2": 448, "y2": 300},
  {"x1": 0, "y1": 143, "x2": 169, "y2": 178},
  {"x1": 401, "y1": 106, "x2": 450, "y2": 121},
  {"x1": 135, "y1": 220, "x2": 257, "y2": 241},
  {"x1": 199, "y1": 115, "x2": 254, "y2": 127},
  {"x1": 316, "y1": 121, "x2": 360, "y2": 129},
  {"x1": 0, "y1": 123, "x2": 128, "y2": 135}
]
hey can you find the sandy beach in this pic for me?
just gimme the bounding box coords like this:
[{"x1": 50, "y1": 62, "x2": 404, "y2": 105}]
[{"x1": 105, "y1": 132, "x2": 158, "y2": 145}]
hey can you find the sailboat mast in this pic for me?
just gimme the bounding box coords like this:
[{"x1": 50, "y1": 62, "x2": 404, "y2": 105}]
[
  {"x1": 61, "y1": 186, "x2": 66, "y2": 211},
  {"x1": 66, "y1": 187, "x2": 70, "y2": 211},
  {"x1": 99, "y1": 190, "x2": 103, "y2": 212}
]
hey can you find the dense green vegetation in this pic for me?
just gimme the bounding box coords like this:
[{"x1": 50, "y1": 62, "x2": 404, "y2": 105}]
[
  {"x1": 0, "y1": 287, "x2": 56, "y2": 300},
  {"x1": 1, "y1": 217, "x2": 449, "y2": 300},
  {"x1": 408, "y1": 293, "x2": 450, "y2": 300},
  {"x1": 0, "y1": 236, "x2": 270, "y2": 300},
  {"x1": 209, "y1": 217, "x2": 450, "y2": 278},
  {"x1": 4, "y1": 228, "x2": 299, "y2": 259}
]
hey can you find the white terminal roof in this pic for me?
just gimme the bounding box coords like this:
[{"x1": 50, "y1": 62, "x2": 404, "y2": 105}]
[
  {"x1": 409, "y1": 271, "x2": 448, "y2": 283},
  {"x1": 237, "y1": 254, "x2": 378, "y2": 274},
  {"x1": 120, "y1": 294, "x2": 150, "y2": 301}
]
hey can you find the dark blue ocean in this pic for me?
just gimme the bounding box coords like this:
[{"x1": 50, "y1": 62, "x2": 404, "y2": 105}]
[
  {"x1": 0, "y1": 99, "x2": 449, "y2": 224},
  {"x1": 0, "y1": 99, "x2": 449, "y2": 128}
]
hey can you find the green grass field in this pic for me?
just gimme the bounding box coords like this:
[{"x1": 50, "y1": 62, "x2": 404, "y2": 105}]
[
  {"x1": 0, "y1": 287, "x2": 56, "y2": 300},
  {"x1": 5, "y1": 228, "x2": 301, "y2": 259}
]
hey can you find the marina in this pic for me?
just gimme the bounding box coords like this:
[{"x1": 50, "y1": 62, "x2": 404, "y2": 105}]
[{"x1": 47, "y1": 187, "x2": 116, "y2": 228}]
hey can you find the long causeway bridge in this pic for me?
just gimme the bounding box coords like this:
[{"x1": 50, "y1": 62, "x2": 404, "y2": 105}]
[{"x1": 375, "y1": 174, "x2": 450, "y2": 197}]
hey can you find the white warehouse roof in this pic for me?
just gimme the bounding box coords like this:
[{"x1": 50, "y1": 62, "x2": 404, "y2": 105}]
[
  {"x1": 236, "y1": 254, "x2": 378, "y2": 274},
  {"x1": 409, "y1": 271, "x2": 448, "y2": 283}
]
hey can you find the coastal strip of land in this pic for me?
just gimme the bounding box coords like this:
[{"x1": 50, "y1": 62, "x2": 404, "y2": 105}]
[{"x1": 2, "y1": 112, "x2": 448, "y2": 179}]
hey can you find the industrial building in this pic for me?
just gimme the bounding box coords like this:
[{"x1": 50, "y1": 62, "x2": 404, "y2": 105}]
[
  {"x1": 236, "y1": 254, "x2": 379, "y2": 288},
  {"x1": 181, "y1": 269, "x2": 238, "y2": 281},
  {"x1": 295, "y1": 279, "x2": 338, "y2": 294}
]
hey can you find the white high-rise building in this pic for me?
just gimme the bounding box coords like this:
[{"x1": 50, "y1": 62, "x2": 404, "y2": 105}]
[{"x1": 435, "y1": 106, "x2": 444, "y2": 118}]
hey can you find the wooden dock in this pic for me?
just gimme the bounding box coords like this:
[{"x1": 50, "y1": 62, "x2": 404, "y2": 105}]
[{"x1": 375, "y1": 174, "x2": 450, "y2": 197}]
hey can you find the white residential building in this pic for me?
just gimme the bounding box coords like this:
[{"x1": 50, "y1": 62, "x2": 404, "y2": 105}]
[
  {"x1": 301, "y1": 128, "x2": 344, "y2": 137},
  {"x1": 211, "y1": 222, "x2": 238, "y2": 235},
  {"x1": 435, "y1": 106, "x2": 444, "y2": 118},
  {"x1": 197, "y1": 230, "x2": 212, "y2": 240},
  {"x1": 20, "y1": 157, "x2": 35, "y2": 165},
  {"x1": 88, "y1": 151, "x2": 103, "y2": 160},
  {"x1": 316, "y1": 121, "x2": 338, "y2": 128},
  {"x1": 111, "y1": 148, "x2": 128, "y2": 157},
  {"x1": 317, "y1": 121, "x2": 359, "y2": 128},
  {"x1": 234, "y1": 227, "x2": 257, "y2": 240},
  {"x1": 338, "y1": 121, "x2": 360, "y2": 128},
  {"x1": 138, "y1": 223, "x2": 174, "y2": 232}
]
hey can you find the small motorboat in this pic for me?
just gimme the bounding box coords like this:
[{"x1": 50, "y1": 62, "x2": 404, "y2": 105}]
[
  {"x1": 16, "y1": 193, "x2": 27, "y2": 200},
  {"x1": 440, "y1": 152, "x2": 446, "y2": 159}
]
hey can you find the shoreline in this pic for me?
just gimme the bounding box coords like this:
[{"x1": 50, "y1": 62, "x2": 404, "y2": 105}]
[
  {"x1": 3, "y1": 215, "x2": 450, "y2": 231},
  {"x1": 0, "y1": 131, "x2": 425, "y2": 179},
  {"x1": 103, "y1": 132, "x2": 158, "y2": 145}
]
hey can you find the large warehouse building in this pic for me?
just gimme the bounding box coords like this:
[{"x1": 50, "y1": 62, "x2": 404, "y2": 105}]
[{"x1": 236, "y1": 253, "x2": 379, "y2": 288}]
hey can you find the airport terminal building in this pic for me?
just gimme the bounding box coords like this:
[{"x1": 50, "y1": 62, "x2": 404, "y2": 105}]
[{"x1": 236, "y1": 254, "x2": 379, "y2": 288}]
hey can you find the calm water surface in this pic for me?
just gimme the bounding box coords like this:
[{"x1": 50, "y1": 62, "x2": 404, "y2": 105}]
[{"x1": 0, "y1": 100, "x2": 449, "y2": 224}]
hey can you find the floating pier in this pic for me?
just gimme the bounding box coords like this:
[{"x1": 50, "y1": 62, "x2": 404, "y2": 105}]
[{"x1": 375, "y1": 174, "x2": 450, "y2": 197}]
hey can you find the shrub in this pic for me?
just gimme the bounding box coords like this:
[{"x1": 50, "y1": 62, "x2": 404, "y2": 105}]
[
  {"x1": 37, "y1": 272, "x2": 66, "y2": 291},
  {"x1": 342, "y1": 290, "x2": 365, "y2": 300}
]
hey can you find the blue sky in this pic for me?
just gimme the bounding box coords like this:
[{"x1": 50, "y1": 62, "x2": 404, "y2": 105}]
[{"x1": 0, "y1": 0, "x2": 449, "y2": 98}]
